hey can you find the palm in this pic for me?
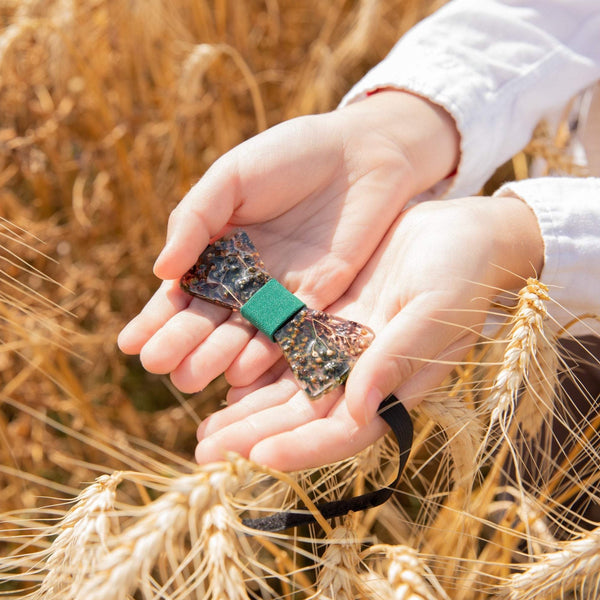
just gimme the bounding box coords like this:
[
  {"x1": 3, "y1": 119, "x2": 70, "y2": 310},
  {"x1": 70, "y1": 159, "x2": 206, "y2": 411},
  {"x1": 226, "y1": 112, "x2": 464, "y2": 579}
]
[
  {"x1": 118, "y1": 106, "x2": 416, "y2": 392},
  {"x1": 193, "y1": 196, "x2": 541, "y2": 471}
]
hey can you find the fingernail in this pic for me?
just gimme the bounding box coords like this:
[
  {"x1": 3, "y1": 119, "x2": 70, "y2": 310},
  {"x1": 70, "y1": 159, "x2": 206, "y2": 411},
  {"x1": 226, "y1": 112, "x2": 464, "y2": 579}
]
[
  {"x1": 153, "y1": 244, "x2": 171, "y2": 275},
  {"x1": 195, "y1": 422, "x2": 207, "y2": 442},
  {"x1": 363, "y1": 387, "x2": 383, "y2": 424},
  {"x1": 195, "y1": 439, "x2": 220, "y2": 464},
  {"x1": 116, "y1": 320, "x2": 139, "y2": 353}
]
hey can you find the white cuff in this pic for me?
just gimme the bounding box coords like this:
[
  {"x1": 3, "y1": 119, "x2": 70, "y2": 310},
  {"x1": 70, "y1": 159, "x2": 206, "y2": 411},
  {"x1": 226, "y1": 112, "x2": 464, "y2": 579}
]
[
  {"x1": 341, "y1": 0, "x2": 600, "y2": 201},
  {"x1": 494, "y1": 177, "x2": 600, "y2": 337}
]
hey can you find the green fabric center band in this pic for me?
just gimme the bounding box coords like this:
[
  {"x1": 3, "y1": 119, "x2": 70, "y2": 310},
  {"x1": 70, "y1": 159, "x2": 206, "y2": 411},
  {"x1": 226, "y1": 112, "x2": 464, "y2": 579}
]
[{"x1": 240, "y1": 278, "x2": 305, "y2": 340}]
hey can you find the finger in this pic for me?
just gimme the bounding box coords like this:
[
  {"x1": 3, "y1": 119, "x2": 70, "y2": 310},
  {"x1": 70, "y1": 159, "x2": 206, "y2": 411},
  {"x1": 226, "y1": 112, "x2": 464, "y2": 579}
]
[
  {"x1": 195, "y1": 387, "x2": 341, "y2": 464},
  {"x1": 137, "y1": 298, "x2": 231, "y2": 374},
  {"x1": 224, "y1": 335, "x2": 282, "y2": 387},
  {"x1": 392, "y1": 330, "x2": 480, "y2": 409},
  {"x1": 345, "y1": 295, "x2": 481, "y2": 425},
  {"x1": 197, "y1": 372, "x2": 299, "y2": 440},
  {"x1": 226, "y1": 358, "x2": 290, "y2": 405},
  {"x1": 153, "y1": 161, "x2": 239, "y2": 280},
  {"x1": 169, "y1": 312, "x2": 256, "y2": 393},
  {"x1": 249, "y1": 398, "x2": 389, "y2": 471},
  {"x1": 117, "y1": 280, "x2": 192, "y2": 355}
]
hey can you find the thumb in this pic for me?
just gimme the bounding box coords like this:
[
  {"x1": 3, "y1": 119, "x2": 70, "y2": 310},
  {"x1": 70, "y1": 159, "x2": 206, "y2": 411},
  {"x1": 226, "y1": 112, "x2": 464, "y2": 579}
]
[
  {"x1": 153, "y1": 114, "x2": 343, "y2": 281},
  {"x1": 345, "y1": 297, "x2": 478, "y2": 425},
  {"x1": 153, "y1": 161, "x2": 239, "y2": 280}
]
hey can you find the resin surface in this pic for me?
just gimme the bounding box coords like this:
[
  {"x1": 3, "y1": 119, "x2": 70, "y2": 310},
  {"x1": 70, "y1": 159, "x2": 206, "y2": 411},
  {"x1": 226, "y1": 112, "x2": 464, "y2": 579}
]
[{"x1": 180, "y1": 231, "x2": 270, "y2": 309}]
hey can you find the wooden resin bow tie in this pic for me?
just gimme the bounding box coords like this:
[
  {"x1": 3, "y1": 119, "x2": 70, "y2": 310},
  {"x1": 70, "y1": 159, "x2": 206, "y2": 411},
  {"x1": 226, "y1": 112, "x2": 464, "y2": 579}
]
[{"x1": 180, "y1": 230, "x2": 375, "y2": 398}]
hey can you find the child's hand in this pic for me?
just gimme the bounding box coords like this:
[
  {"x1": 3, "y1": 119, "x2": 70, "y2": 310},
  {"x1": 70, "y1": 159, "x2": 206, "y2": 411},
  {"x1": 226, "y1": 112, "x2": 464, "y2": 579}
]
[
  {"x1": 193, "y1": 195, "x2": 544, "y2": 471},
  {"x1": 118, "y1": 91, "x2": 459, "y2": 393}
]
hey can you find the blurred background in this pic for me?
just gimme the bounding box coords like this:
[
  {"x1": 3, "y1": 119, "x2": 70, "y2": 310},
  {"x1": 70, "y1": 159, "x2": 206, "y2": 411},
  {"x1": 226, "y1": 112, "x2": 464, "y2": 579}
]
[
  {"x1": 0, "y1": 0, "x2": 451, "y2": 514},
  {"x1": 2, "y1": 2, "x2": 593, "y2": 598}
]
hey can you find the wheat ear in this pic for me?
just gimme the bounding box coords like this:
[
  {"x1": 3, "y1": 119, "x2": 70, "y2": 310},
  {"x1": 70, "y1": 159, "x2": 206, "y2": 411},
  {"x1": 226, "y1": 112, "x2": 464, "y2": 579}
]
[
  {"x1": 316, "y1": 524, "x2": 363, "y2": 600},
  {"x1": 480, "y1": 279, "x2": 551, "y2": 451},
  {"x1": 507, "y1": 526, "x2": 600, "y2": 599},
  {"x1": 365, "y1": 544, "x2": 447, "y2": 600},
  {"x1": 49, "y1": 460, "x2": 251, "y2": 600},
  {"x1": 420, "y1": 394, "x2": 482, "y2": 488},
  {"x1": 80, "y1": 463, "x2": 249, "y2": 600},
  {"x1": 34, "y1": 472, "x2": 123, "y2": 599}
]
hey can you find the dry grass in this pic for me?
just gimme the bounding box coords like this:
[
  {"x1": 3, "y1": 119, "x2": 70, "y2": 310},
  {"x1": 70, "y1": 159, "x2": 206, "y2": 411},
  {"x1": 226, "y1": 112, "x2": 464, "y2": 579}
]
[{"x1": 1, "y1": 0, "x2": 599, "y2": 598}]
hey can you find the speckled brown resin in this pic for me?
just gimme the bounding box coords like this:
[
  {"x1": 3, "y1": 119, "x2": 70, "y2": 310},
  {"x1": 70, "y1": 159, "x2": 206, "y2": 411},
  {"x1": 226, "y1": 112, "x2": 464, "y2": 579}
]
[
  {"x1": 274, "y1": 307, "x2": 374, "y2": 397},
  {"x1": 180, "y1": 230, "x2": 375, "y2": 398}
]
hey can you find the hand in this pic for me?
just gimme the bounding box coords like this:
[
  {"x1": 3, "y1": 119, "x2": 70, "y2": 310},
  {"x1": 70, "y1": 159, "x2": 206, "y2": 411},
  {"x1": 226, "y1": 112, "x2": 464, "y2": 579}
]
[
  {"x1": 193, "y1": 195, "x2": 544, "y2": 471},
  {"x1": 118, "y1": 91, "x2": 459, "y2": 393}
]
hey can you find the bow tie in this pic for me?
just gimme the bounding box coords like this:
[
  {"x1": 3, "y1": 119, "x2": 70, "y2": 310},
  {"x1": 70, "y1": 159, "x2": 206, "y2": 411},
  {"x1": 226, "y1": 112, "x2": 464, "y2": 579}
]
[{"x1": 180, "y1": 230, "x2": 375, "y2": 399}]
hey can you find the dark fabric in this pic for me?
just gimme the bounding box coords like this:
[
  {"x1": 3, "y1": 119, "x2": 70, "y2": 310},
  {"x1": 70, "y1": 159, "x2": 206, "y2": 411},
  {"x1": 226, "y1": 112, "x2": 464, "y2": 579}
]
[
  {"x1": 552, "y1": 335, "x2": 600, "y2": 529},
  {"x1": 500, "y1": 335, "x2": 600, "y2": 536}
]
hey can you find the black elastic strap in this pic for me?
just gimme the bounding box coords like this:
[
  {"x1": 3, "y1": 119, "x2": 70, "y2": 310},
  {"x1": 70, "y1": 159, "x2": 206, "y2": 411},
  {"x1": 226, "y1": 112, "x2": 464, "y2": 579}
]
[{"x1": 242, "y1": 395, "x2": 413, "y2": 532}]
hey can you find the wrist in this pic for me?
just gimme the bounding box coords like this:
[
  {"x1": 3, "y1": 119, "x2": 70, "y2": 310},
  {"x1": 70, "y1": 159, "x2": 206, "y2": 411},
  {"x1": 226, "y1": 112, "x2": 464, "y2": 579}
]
[
  {"x1": 339, "y1": 89, "x2": 460, "y2": 196},
  {"x1": 487, "y1": 194, "x2": 545, "y2": 290}
]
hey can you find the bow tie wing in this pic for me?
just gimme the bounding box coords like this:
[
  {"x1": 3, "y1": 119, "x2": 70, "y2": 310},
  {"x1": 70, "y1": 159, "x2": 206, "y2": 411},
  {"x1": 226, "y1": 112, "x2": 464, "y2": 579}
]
[
  {"x1": 274, "y1": 307, "x2": 374, "y2": 398},
  {"x1": 180, "y1": 230, "x2": 271, "y2": 309}
]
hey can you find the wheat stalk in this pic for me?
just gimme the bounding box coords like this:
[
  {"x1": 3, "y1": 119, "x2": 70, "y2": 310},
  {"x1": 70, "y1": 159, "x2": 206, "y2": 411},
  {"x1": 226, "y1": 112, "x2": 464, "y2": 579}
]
[
  {"x1": 13, "y1": 455, "x2": 346, "y2": 599},
  {"x1": 200, "y1": 505, "x2": 250, "y2": 600},
  {"x1": 18, "y1": 459, "x2": 259, "y2": 600},
  {"x1": 0, "y1": 19, "x2": 39, "y2": 65},
  {"x1": 177, "y1": 43, "x2": 220, "y2": 102},
  {"x1": 420, "y1": 394, "x2": 482, "y2": 487},
  {"x1": 512, "y1": 337, "x2": 558, "y2": 442}
]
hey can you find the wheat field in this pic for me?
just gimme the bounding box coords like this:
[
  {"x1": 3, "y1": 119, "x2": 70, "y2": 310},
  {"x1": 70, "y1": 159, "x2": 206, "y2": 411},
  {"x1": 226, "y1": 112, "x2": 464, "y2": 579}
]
[{"x1": 1, "y1": 1, "x2": 599, "y2": 598}]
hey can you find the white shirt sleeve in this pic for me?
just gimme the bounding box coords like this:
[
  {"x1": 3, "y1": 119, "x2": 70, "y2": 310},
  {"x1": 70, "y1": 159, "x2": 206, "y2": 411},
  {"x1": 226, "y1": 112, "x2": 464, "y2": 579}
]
[
  {"x1": 494, "y1": 177, "x2": 600, "y2": 337},
  {"x1": 340, "y1": 0, "x2": 600, "y2": 198}
]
